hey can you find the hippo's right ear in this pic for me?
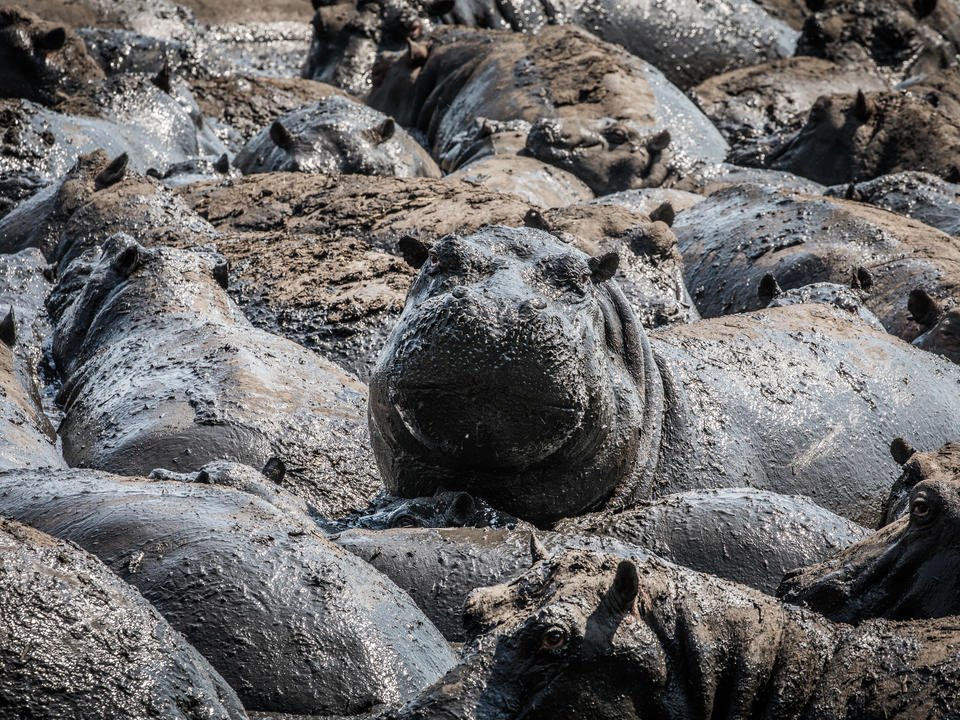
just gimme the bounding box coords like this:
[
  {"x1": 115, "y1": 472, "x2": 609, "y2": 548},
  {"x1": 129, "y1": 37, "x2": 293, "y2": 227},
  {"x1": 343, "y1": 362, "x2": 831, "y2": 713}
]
[
  {"x1": 648, "y1": 202, "x2": 675, "y2": 227},
  {"x1": 95, "y1": 152, "x2": 128, "y2": 190},
  {"x1": 398, "y1": 234, "x2": 430, "y2": 269},
  {"x1": 111, "y1": 244, "x2": 142, "y2": 277},
  {"x1": 757, "y1": 272, "x2": 782, "y2": 301},
  {"x1": 36, "y1": 27, "x2": 67, "y2": 52},
  {"x1": 890, "y1": 437, "x2": 917, "y2": 466},
  {"x1": 372, "y1": 118, "x2": 396, "y2": 145},
  {"x1": 269, "y1": 121, "x2": 295, "y2": 151},
  {"x1": 262, "y1": 457, "x2": 286, "y2": 484},
  {"x1": 589, "y1": 252, "x2": 619, "y2": 283},
  {"x1": 448, "y1": 492, "x2": 475, "y2": 525},
  {"x1": 908, "y1": 287, "x2": 942, "y2": 328},
  {"x1": 0, "y1": 307, "x2": 16, "y2": 348},
  {"x1": 605, "y1": 560, "x2": 640, "y2": 616}
]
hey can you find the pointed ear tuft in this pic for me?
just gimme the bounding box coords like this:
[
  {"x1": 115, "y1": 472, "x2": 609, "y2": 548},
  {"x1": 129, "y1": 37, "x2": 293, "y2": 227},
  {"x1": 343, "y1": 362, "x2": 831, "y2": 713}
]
[
  {"x1": 269, "y1": 121, "x2": 295, "y2": 151},
  {"x1": 398, "y1": 234, "x2": 430, "y2": 269},
  {"x1": 607, "y1": 560, "x2": 640, "y2": 616},
  {"x1": 530, "y1": 533, "x2": 550, "y2": 566},
  {"x1": 589, "y1": 252, "x2": 619, "y2": 283},
  {"x1": 36, "y1": 27, "x2": 67, "y2": 52},
  {"x1": 262, "y1": 457, "x2": 286, "y2": 483},
  {"x1": 890, "y1": 437, "x2": 916, "y2": 466}
]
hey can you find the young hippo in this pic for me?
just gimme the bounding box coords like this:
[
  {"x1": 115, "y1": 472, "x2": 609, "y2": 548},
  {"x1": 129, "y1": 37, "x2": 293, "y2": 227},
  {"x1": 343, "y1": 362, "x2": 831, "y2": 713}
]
[
  {"x1": 234, "y1": 95, "x2": 440, "y2": 178},
  {"x1": 0, "y1": 517, "x2": 246, "y2": 720},
  {"x1": 369, "y1": 225, "x2": 960, "y2": 526},
  {"x1": 390, "y1": 550, "x2": 960, "y2": 720},
  {"x1": 51, "y1": 235, "x2": 380, "y2": 518}
]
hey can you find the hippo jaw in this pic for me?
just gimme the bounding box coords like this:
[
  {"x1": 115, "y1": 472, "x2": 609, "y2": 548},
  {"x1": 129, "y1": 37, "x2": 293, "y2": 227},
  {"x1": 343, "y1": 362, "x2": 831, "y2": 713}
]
[
  {"x1": 369, "y1": 227, "x2": 659, "y2": 524},
  {"x1": 778, "y1": 478, "x2": 960, "y2": 622}
]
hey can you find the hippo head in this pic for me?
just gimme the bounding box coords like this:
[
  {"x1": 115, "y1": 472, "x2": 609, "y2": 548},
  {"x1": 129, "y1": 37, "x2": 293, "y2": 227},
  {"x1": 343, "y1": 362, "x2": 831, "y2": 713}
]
[
  {"x1": 778, "y1": 442, "x2": 960, "y2": 622},
  {"x1": 909, "y1": 287, "x2": 960, "y2": 364},
  {"x1": 369, "y1": 226, "x2": 663, "y2": 525},
  {"x1": 526, "y1": 119, "x2": 673, "y2": 195},
  {"x1": 234, "y1": 96, "x2": 403, "y2": 176},
  {"x1": 0, "y1": 6, "x2": 104, "y2": 105},
  {"x1": 346, "y1": 490, "x2": 521, "y2": 530}
]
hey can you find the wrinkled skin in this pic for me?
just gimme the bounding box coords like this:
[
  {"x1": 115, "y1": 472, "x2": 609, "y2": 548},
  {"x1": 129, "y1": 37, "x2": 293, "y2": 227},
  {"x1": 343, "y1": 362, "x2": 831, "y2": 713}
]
[
  {"x1": 235, "y1": 95, "x2": 439, "y2": 177},
  {"x1": 0, "y1": 5, "x2": 104, "y2": 106},
  {"x1": 0, "y1": 468, "x2": 456, "y2": 714},
  {"x1": 392, "y1": 550, "x2": 960, "y2": 720},
  {"x1": 677, "y1": 162, "x2": 826, "y2": 195},
  {"x1": 371, "y1": 226, "x2": 960, "y2": 525},
  {"x1": 0, "y1": 517, "x2": 246, "y2": 720},
  {"x1": 51, "y1": 236, "x2": 380, "y2": 517},
  {"x1": 827, "y1": 170, "x2": 960, "y2": 236},
  {"x1": 449, "y1": 152, "x2": 595, "y2": 209},
  {"x1": 366, "y1": 25, "x2": 727, "y2": 193},
  {"x1": 673, "y1": 183, "x2": 960, "y2": 341},
  {"x1": 770, "y1": 87, "x2": 960, "y2": 185},
  {"x1": 556, "y1": 488, "x2": 870, "y2": 594},
  {"x1": 764, "y1": 281, "x2": 886, "y2": 331}
]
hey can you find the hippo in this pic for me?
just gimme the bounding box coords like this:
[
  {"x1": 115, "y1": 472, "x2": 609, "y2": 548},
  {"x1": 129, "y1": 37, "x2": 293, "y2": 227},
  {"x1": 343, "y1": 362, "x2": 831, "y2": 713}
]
[
  {"x1": 51, "y1": 235, "x2": 380, "y2": 517},
  {"x1": 0, "y1": 517, "x2": 246, "y2": 720},
  {"x1": 761, "y1": 277, "x2": 887, "y2": 331},
  {"x1": 677, "y1": 162, "x2": 827, "y2": 195},
  {"x1": 391, "y1": 549, "x2": 960, "y2": 720},
  {"x1": 234, "y1": 95, "x2": 440, "y2": 178},
  {"x1": 0, "y1": 5, "x2": 104, "y2": 106},
  {"x1": 555, "y1": 487, "x2": 870, "y2": 594},
  {"x1": 174, "y1": 173, "x2": 696, "y2": 379},
  {"x1": 769, "y1": 86, "x2": 960, "y2": 185},
  {"x1": 366, "y1": 25, "x2": 728, "y2": 194},
  {"x1": 826, "y1": 171, "x2": 960, "y2": 236},
  {"x1": 0, "y1": 467, "x2": 456, "y2": 714},
  {"x1": 673, "y1": 182, "x2": 960, "y2": 341},
  {"x1": 910, "y1": 290, "x2": 960, "y2": 363},
  {"x1": 369, "y1": 225, "x2": 960, "y2": 526}
]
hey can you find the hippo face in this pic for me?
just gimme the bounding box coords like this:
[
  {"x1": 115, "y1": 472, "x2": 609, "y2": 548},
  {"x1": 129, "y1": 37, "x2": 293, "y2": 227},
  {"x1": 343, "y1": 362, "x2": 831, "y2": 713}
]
[
  {"x1": 526, "y1": 119, "x2": 673, "y2": 195},
  {"x1": 0, "y1": 7, "x2": 103, "y2": 105},
  {"x1": 390, "y1": 551, "x2": 665, "y2": 720},
  {"x1": 913, "y1": 307, "x2": 960, "y2": 364},
  {"x1": 369, "y1": 226, "x2": 655, "y2": 524},
  {"x1": 778, "y1": 476, "x2": 960, "y2": 623}
]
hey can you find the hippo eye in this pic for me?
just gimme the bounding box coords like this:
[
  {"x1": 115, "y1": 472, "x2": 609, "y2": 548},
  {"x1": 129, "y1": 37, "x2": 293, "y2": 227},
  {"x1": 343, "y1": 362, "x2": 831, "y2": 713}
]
[
  {"x1": 391, "y1": 513, "x2": 420, "y2": 528},
  {"x1": 910, "y1": 497, "x2": 935, "y2": 525},
  {"x1": 540, "y1": 626, "x2": 567, "y2": 650}
]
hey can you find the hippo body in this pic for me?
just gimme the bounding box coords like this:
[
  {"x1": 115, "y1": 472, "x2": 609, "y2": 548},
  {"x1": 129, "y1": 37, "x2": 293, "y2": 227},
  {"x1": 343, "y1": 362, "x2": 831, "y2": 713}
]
[
  {"x1": 370, "y1": 226, "x2": 960, "y2": 526},
  {"x1": 367, "y1": 25, "x2": 728, "y2": 194},
  {"x1": 234, "y1": 95, "x2": 440, "y2": 178},
  {"x1": 673, "y1": 183, "x2": 960, "y2": 342},
  {"x1": 779, "y1": 441, "x2": 960, "y2": 622},
  {"x1": 764, "y1": 281, "x2": 886, "y2": 330},
  {"x1": 0, "y1": 517, "x2": 246, "y2": 720},
  {"x1": 393, "y1": 550, "x2": 960, "y2": 720},
  {"x1": 51, "y1": 236, "x2": 380, "y2": 517},
  {"x1": 0, "y1": 468, "x2": 455, "y2": 714}
]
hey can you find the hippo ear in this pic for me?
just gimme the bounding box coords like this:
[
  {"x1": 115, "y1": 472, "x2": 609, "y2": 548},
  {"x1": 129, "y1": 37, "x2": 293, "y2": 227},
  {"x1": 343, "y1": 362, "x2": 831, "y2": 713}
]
[
  {"x1": 425, "y1": 0, "x2": 456, "y2": 15},
  {"x1": 890, "y1": 437, "x2": 917, "y2": 466},
  {"x1": 647, "y1": 130, "x2": 671, "y2": 152},
  {"x1": 0, "y1": 307, "x2": 15, "y2": 348},
  {"x1": 805, "y1": 0, "x2": 825, "y2": 10},
  {"x1": 111, "y1": 244, "x2": 141, "y2": 277},
  {"x1": 373, "y1": 118, "x2": 396, "y2": 144},
  {"x1": 407, "y1": 38, "x2": 430, "y2": 67},
  {"x1": 151, "y1": 64, "x2": 173, "y2": 94},
  {"x1": 648, "y1": 202, "x2": 675, "y2": 227},
  {"x1": 606, "y1": 560, "x2": 640, "y2": 616},
  {"x1": 530, "y1": 533, "x2": 550, "y2": 565},
  {"x1": 851, "y1": 266, "x2": 873, "y2": 292},
  {"x1": 908, "y1": 287, "x2": 941, "y2": 328},
  {"x1": 214, "y1": 153, "x2": 230, "y2": 174},
  {"x1": 36, "y1": 27, "x2": 67, "y2": 52},
  {"x1": 213, "y1": 260, "x2": 230, "y2": 289},
  {"x1": 757, "y1": 272, "x2": 782, "y2": 301},
  {"x1": 448, "y1": 492, "x2": 475, "y2": 525},
  {"x1": 398, "y1": 234, "x2": 430, "y2": 269},
  {"x1": 262, "y1": 457, "x2": 286, "y2": 484},
  {"x1": 269, "y1": 121, "x2": 295, "y2": 151},
  {"x1": 853, "y1": 90, "x2": 874, "y2": 122},
  {"x1": 914, "y1": 0, "x2": 938, "y2": 18},
  {"x1": 589, "y1": 252, "x2": 619, "y2": 283},
  {"x1": 95, "y1": 152, "x2": 129, "y2": 190}
]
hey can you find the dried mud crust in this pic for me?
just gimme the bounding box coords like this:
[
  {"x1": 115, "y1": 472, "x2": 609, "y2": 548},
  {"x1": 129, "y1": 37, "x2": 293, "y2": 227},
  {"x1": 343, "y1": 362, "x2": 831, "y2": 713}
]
[{"x1": 16, "y1": 0, "x2": 312, "y2": 26}]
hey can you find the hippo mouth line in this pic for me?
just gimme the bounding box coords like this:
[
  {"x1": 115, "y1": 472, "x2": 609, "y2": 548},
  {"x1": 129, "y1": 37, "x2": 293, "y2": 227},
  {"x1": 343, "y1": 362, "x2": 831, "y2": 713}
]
[{"x1": 392, "y1": 383, "x2": 580, "y2": 409}]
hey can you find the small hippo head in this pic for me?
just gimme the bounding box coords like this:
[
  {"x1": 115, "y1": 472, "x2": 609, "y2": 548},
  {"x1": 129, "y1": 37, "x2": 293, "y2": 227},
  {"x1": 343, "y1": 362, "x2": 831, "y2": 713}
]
[
  {"x1": 233, "y1": 96, "x2": 435, "y2": 177},
  {"x1": 778, "y1": 442, "x2": 960, "y2": 622},
  {"x1": 0, "y1": 5, "x2": 104, "y2": 105},
  {"x1": 389, "y1": 550, "x2": 670, "y2": 720},
  {"x1": 526, "y1": 119, "x2": 673, "y2": 195},
  {"x1": 369, "y1": 226, "x2": 663, "y2": 525},
  {"x1": 909, "y1": 287, "x2": 960, "y2": 363},
  {"x1": 345, "y1": 489, "x2": 520, "y2": 530}
]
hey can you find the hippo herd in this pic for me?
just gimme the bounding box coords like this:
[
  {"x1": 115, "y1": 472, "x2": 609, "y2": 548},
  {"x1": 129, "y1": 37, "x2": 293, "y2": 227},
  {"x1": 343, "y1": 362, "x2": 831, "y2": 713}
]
[{"x1": 3, "y1": 0, "x2": 960, "y2": 718}]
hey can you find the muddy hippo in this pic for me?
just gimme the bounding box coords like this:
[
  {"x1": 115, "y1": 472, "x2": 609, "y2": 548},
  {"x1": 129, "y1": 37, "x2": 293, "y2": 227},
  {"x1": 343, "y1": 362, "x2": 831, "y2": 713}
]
[
  {"x1": 51, "y1": 235, "x2": 380, "y2": 517},
  {"x1": 769, "y1": 86, "x2": 960, "y2": 185},
  {"x1": 673, "y1": 182, "x2": 960, "y2": 341},
  {"x1": 391, "y1": 549, "x2": 960, "y2": 720},
  {"x1": 234, "y1": 95, "x2": 440, "y2": 177},
  {"x1": 0, "y1": 5, "x2": 104, "y2": 106},
  {"x1": 174, "y1": 173, "x2": 696, "y2": 379},
  {"x1": 0, "y1": 517, "x2": 246, "y2": 720},
  {"x1": 826, "y1": 171, "x2": 960, "y2": 236},
  {"x1": 370, "y1": 225, "x2": 960, "y2": 526},
  {"x1": 762, "y1": 278, "x2": 886, "y2": 330},
  {"x1": 366, "y1": 25, "x2": 728, "y2": 194},
  {"x1": 0, "y1": 467, "x2": 456, "y2": 714}
]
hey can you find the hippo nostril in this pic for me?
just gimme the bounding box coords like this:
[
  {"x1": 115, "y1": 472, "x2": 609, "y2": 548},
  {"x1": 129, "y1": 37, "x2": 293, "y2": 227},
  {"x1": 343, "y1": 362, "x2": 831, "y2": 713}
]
[{"x1": 452, "y1": 286, "x2": 469, "y2": 299}]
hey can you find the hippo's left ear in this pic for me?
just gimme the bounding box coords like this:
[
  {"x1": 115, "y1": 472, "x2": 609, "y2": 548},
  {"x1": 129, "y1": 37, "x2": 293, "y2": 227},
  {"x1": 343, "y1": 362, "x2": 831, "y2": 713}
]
[
  {"x1": 605, "y1": 560, "x2": 639, "y2": 616},
  {"x1": 399, "y1": 234, "x2": 430, "y2": 269},
  {"x1": 647, "y1": 130, "x2": 671, "y2": 153},
  {"x1": 111, "y1": 244, "x2": 142, "y2": 277},
  {"x1": 372, "y1": 118, "x2": 396, "y2": 145},
  {"x1": 448, "y1": 492, "x2": 476, "y2": 525},
  {"x1": 890, "y1": 437, "x2": 917, "y2": 466},
  {"x1": 589, "y1": 252, "x2": 619, "y2": 283},
  {"x1": 262, "y1": 457, "x2": 286, "y2": 484},
  {"x1": 36, "y1": 27, "x2": 67, "y2": 52}
]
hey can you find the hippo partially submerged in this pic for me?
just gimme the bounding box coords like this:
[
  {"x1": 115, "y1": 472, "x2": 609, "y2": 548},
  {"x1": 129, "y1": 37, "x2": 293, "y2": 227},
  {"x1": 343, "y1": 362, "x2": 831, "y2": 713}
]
[
  {"x1": 391, "y1": 550, "x2": 960, "y2": 719},
  {"x1": 370, "y1": 226, "x2": 960, "y2": 525}
]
